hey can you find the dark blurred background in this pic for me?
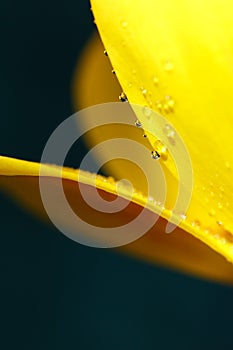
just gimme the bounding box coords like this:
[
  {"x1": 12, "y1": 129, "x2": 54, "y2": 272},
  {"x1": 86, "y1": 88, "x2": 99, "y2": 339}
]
[{"x1": 1, "y1": 1, "x2": 233, "y2": 349}]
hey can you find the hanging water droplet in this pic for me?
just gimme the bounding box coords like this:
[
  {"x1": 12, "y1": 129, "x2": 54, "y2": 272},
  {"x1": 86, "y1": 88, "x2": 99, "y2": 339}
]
[
  {"x1": 153, "y1": 76, "x2": 159, "y2": 86},
  {"x1": 112, "y1": 69, "x2": 116, "y2": 75},
  {"x1": 153, "y1": 140, "x2": 168, "y2": 161},
  {"x1": 119, "y1": 92, "x2": 128, "y2": 102},
  {"x1": 104, "y1": 50, "x2": 108, "y2": 56},
  {"x1": 164, "y1": 60, "x2": 174, "y2": 72},
  {"x1": 135, "y1": 120, "x2": 142, "y2": 128},
  {"x1": 151, "y1": 150, "x2": 160, "y2": 160}
]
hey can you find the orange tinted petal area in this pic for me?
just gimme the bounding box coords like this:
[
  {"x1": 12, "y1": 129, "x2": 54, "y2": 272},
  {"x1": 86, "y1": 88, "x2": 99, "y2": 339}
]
[{"x1": 1, "y1": 156, "x2": 233, "y2": 284}]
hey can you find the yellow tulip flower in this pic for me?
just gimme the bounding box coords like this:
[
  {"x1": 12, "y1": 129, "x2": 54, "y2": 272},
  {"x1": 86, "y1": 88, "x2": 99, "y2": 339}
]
[{"x1": 1, "y1": 0, "x2": 233, "y2": 284}]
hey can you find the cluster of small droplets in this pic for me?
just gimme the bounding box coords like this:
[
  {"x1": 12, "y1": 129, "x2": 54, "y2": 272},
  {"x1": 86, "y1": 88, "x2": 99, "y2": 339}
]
[{"x1": 155, "y1": 96, "x2": 175, "y2": 114}]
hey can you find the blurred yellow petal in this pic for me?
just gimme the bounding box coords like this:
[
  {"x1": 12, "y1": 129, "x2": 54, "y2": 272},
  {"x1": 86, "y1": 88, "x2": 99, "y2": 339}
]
[
  {"x1": 1, "y1": 155, "x2": 233, "y2": 283},
  {"x1": 90, "y1": 0, "x2": 233, "y2": 262}
]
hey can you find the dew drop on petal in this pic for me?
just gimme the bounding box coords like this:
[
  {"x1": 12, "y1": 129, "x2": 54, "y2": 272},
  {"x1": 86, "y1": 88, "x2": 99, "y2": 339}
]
[
  {"x1": 179, "y1": 213, "x2": 186, "y2": 220},
  {"x1": 143, "y1": 106, "x2": 152, "y2": 118},
  {"x1": 153, "y1": 140, "x2": 168, "y2": 161},
  {"x1": 216, "y1": 220, "x2": 223, "y2": 227},
  {"x1": 191, "y1": 220, "x2": 201, "y2": 229},
  {"x1": 225, "y1": 160, "x2": 231, "y2": 169},
  {"x1": 119, "y1": 92, "x2": 128, "y2": 102},
  {"x1": 163, "y1": 124, "x2": 176, "y2": 145},
  {"x1": 135, "y1": 120, "x2": 142, "y2": 128},
  {"x1": 153, "y1": 76, "x2": 159, "y2": 86},
  {"x1": 208, "y1": 208, "x2": 216, "y2": 217},
  {"x1": 121, "y1": 20, "x2": 128, "y2": 28},
  {"x1": 164, "y1": 60, "x2": 174, "y2": 72},
  {"x1": 141, "y1": 87, "x2": 147, "y2": 96},
  {"x1": 151, "y1": 150, "x2": 160, "y2": 160}
]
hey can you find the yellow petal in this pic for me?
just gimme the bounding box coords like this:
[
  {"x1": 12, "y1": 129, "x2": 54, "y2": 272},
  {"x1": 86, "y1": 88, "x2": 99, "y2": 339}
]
[
  {"x1": 1, "y1": 155, "x2": 233, "y2": 283},
  {"x1": 91, "y1": 0, "x2": 233, "y2": 262}
]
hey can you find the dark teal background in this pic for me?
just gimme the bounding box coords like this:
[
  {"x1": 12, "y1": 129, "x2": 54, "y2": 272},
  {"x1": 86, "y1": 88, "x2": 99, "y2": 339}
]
[{"x1": 1, "y1": 1, "x2": 233, "y2": 349}]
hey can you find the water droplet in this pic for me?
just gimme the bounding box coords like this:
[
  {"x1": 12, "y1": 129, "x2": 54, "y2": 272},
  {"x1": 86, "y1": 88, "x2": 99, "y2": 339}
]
[
  {"x1": 107, "y1": 176, "x2": 115, "y2": 184},
  {"x1": 135, "y1": 120, "x2": 142, "y2": 128},
  {"x1": 121, "y1": 20, "x2": 128, "y2": 28},
  {"x1": 179, "y1": 213, "x2": 186, "y2": 220},
  {"x1": 128, "y1": 82, "x2": 132, "y2": 88},
  {"x1": 165, "y1": 95, "x2": 175, "y2": 110},
  {"x1": 153, "y1": 140, "x2": 168, "y2": 161},
  {"x1": 155, "y1": 100, "x2": 162, "y2": 111},
  {"x1": 163, "y1": 124, "x2": 176, "y2": 145},
  {"x1": 208, "y1": 208, "x2": 216, "y2": 217},
  {"x1": 148, "y1": 195, "x2": 155, "y2": 203},
  {"x1": 140, "y1": 87, "x2": 147, "y2": 96},
  {"x1": 216, "y1": 220, "x2": 223, "y2": 227},
  {"x1": 112, "y1": 69, "x2": 116, "y2": 75},
  {"x1": 204, "y1": 228, "x2": 211, "y2": 234},
  {"x1": 191, "y1": 220, "x2": 201, "y2": 229},
  {"x1": 143, "y1": 134, "x2": 147, "y2": 138},
  {"x1": 210, "y1": 191, "x2": 215, "y2": 197},
  {"x1": 217, "y1": 202, "x2": 223, "y2": 210},
  {"x1": 119, "y1": 92, "x2": 128, "y2": 102},
  {"x1": 225, "y1": 160, "x2": 231, "y2": 169},
  {"x1": 104, "y1": 50, "x2": 108, "y2": 56},
  {"x1": 153, "y1": 76, "x2": 159, "y2": 86},
  {"x1": 164, "y1": 60, "x2": 174, "y2": 72},
  {"x1": 116, "y1": 179, "x2": 132, "y2": 193},
  {"x1": 163, "y1": 103, "x2": 169, "y2": 113},
  {"x1": 132, "y1": 69, "x2": 137, "y2": 74},
  {"x1": 143, "y1": 106, "x2": 152, "y2": 118},
  {"x1": 151, "y1": 150, "x2": 160, "y2": 160}
]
